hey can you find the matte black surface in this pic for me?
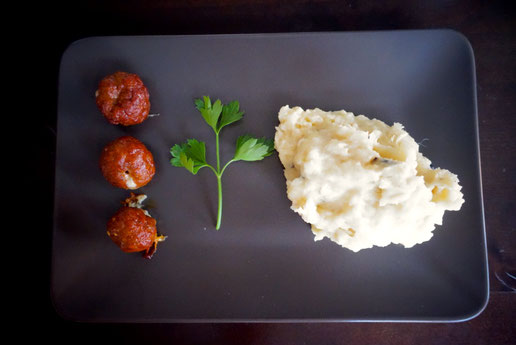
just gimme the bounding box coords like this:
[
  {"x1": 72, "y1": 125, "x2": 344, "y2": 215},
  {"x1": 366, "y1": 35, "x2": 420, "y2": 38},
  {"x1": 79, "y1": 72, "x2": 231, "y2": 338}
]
[{"x1": 51, "y1": 30, "x2": 488, "y2": 322}]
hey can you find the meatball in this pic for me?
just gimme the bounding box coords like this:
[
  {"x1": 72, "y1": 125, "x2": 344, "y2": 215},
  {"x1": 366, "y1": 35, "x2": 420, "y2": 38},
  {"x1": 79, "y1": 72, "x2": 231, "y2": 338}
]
[
  {"x1": 95, "y1": 71, "x2": 150, "y2": 126},
  {"x1": 107, "y1": 206, "x2": 156, "y2": 253},
  {"x1": 100, "y1": 136, "x2": 156, "y2": 189},
  {"x1": 107, "y1": 194, "x2": 166, "y2": 258}
]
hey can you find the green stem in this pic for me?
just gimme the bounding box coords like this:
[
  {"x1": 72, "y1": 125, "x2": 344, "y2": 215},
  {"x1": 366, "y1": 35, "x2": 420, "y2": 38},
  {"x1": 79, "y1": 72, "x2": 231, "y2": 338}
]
[
  {"x1": 216, "y1": 174, "x2": 222, "y2": 230},
  {"x1": 206, "y1": 164, "x2": 218, "y2": 176},
  {"x1": 215, "y1": 131, "x2": 221, "y2": 172},
  {"x1": 220, "y1": 159, "x2": 235, "y2": 176},
  {"x1": 213, "y1": 131, "x2": 237, "y2": 230},
  {"x1": 215, "y1": 130, "x2": 222, "y2": 230}
]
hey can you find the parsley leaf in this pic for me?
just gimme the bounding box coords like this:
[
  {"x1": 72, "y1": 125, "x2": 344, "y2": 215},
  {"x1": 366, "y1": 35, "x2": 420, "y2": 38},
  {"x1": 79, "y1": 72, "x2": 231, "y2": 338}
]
[
  {"x1": 170, "y1": 139, "x2": 208, "y2": 174},
  {"x1": 195, "y1": 96, "x2": 223, "y2": 131},
  {"x1": 234, "y1": 135, "x2": 275, "y2": 161},
  {"x1": 217, "y1": 100, "x2": 244, "y2": 131}
]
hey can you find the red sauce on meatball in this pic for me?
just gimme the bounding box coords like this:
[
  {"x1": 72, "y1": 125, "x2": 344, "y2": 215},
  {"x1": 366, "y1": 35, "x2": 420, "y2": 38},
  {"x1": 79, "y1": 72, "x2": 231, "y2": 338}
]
[
  {"x1": 99, "y1": 136, "x2": 156, "y2": 189},
  {"x1": 95, "y1": 71, "x2": 150, "y2": 126},
  {"x1": 107, "y1": 206, "x2": 157, "y2": 253},
  {"x1": 107, "y1": 193, "x2": 167, "y2": 258}
]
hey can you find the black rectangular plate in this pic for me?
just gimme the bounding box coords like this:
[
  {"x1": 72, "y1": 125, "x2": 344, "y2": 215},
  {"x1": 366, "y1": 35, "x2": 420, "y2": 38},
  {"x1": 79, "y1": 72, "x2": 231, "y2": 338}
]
[{"x1": 51, "y1": 30, "x2": 488, "y2": 322}]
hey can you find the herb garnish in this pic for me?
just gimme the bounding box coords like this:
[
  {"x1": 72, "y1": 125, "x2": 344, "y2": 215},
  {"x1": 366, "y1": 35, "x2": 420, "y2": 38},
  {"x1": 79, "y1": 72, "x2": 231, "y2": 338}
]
[{"x1": 170, "y1": 96, "x2": 274, "y2": 229}]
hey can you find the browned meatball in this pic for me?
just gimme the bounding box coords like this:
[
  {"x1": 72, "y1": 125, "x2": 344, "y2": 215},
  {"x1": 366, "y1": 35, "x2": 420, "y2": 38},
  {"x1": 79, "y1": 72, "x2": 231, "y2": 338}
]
[
  {"x1": 99, "y1": 136, "x2": 156, "y2": 190},
  {"x1": 107, "y1": 206, "x2": 157, "y2": 253},
  {"x1": 95, "y1": 71, "x2": 150, "y2": 126},
  {"x1": 106, "y1": 194, "x2": 166, "y2": 258}
]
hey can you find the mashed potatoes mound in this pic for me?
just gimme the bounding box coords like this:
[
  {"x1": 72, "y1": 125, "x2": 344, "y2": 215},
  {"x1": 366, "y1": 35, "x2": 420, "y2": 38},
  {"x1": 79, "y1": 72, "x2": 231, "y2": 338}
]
[{"x1": 274, "y1": 105, "x2": 465, "y2": 252}]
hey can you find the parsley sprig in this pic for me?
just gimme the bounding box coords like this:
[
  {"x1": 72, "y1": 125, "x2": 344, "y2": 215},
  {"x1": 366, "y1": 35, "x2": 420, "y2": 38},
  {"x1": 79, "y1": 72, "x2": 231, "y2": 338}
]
[{"x1": 170, "y1": 96, "x2": 274, "y2": 230}]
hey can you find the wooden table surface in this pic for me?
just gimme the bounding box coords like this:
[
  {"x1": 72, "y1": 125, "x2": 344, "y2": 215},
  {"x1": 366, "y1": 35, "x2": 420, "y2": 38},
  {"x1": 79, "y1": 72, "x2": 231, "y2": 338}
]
[{"x1": 31, "y1": 0, "x2": 514, "y2": 343}]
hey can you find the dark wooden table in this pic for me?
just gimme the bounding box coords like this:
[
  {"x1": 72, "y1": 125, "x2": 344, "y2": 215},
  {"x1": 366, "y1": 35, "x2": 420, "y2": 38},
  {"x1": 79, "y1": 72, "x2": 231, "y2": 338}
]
[{"x1": 32, "y1": 1, "x2": 514, "y2": 343}]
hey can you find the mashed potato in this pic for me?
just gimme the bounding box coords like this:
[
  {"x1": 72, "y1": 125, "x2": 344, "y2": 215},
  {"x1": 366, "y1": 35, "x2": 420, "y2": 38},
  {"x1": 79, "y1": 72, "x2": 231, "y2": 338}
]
[{"x1": 274, "y1": 105, "x2": 464, "y2": 252}]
